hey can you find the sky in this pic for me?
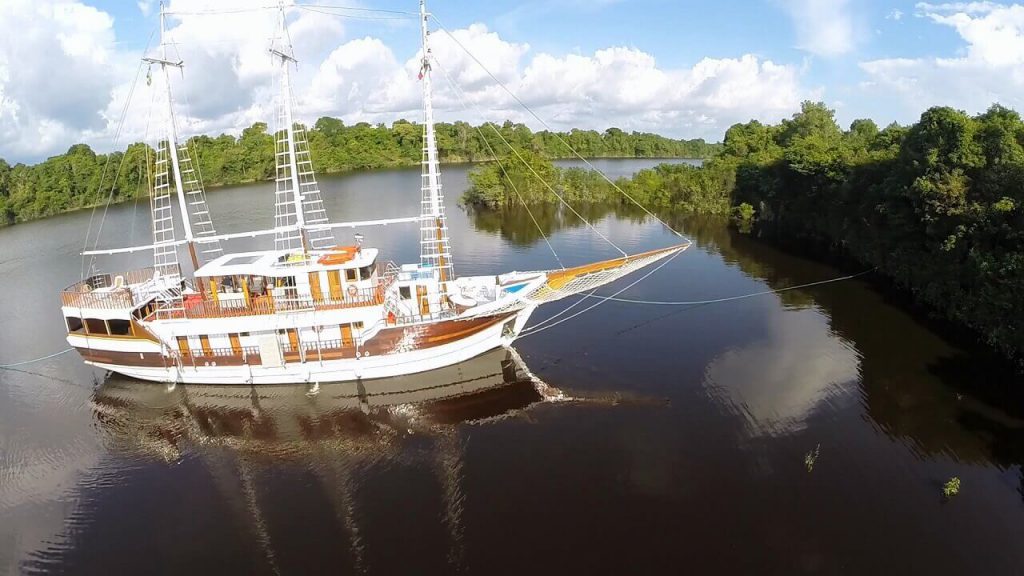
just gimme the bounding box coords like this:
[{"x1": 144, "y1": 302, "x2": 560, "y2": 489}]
[{"x1": 2, "y1": 0, "x2": 1024, "y2": 163}]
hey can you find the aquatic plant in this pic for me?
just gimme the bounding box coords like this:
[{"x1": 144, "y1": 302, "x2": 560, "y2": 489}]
[
  {"x1": 804, "y1": 443, "x2": 820, "y2": 472},
  {"x1": 943, "y1": 477, "x2": 961, "y2": 498}
]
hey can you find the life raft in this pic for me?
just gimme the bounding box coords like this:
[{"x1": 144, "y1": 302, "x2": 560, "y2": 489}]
[{"x1": 317, "y1": 245, "x2": 360, "y2": 266}]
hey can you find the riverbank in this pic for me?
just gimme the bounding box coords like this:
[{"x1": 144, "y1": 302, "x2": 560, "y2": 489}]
[
  {"x1": 0, "y1": 117, "x2": 717, "y2": 228},
  {"x1": 465, "y1": 102, "x2": 1024, "y2": 367}
]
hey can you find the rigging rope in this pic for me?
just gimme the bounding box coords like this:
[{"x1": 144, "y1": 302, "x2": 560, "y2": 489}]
[
  {"x1": 429, "y1": 55, "x2": 626, "y2": 258},
  {"x1": 430, "y1": 14, "x2": 691, "y2": 242},
  {"x1": 0, "y1": 348, "x2": 74, "y2": 370},
  {"x1": 83, "y1": 29, "x2": 157, "y2": 279},
  {"x1": 592, "y1": 268, "x2": 876, "y2": 305},
  {"x1": 432, "y1": 58, "x2": 565, "y2": 269},
  {"x1": 517, "y1": 247, "x2": 685, "y2": 339},
  {"x1": 517, "y1": 267, "x2": 876, "y2": 340}
]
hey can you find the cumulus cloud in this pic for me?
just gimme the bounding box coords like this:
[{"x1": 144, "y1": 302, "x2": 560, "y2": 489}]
[
  {"x1": 304, "y1": 24, "x2": 809, "y2": 140},
  {"x1": 0, "y1": 1, "x2": 811, "y2": 162},
  {"x1": 0, "y1": 0, "x2": 125, "y2": 160},
  {"x1": 782, "y1": 0, "x2": 857, "y2": 57},
  {"x1": 860, "y1": 2, "x2": 1024, "y2": 118}
]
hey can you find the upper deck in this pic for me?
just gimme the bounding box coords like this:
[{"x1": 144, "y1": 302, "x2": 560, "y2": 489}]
[{"x1": 193, "y1": 247, "x2": 379, "y2": 279}]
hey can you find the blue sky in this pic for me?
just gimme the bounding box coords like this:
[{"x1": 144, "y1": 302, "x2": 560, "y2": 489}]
[{"x1": 2, "y1": 0, "x2": 1023, "y2": 162}]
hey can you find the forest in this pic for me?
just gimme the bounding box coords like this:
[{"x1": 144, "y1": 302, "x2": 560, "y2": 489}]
[
  {"x1": 0, "y1": 118, "x2": 716, "y2": 226},
  {"x1": 465, "y1": 101, "x2": 1024, "y2": 364}
]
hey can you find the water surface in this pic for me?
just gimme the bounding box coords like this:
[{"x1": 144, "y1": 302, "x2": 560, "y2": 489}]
[{"x1": 1, "y1": 159, "x2": 1023, "y2": 575}]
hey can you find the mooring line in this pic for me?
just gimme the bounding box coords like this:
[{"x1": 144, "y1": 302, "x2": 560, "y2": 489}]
[
  {"x1": 593, "y1": 267, "x2": 876, "y2": 306},
  {"x1": 0, "y1": 348, "x2": 74, "y2": 369}
]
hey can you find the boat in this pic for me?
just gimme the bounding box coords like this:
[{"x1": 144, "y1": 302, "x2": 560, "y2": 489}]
[{"x1": 61, "y1": 1, "x2": 689, "y2": 385}]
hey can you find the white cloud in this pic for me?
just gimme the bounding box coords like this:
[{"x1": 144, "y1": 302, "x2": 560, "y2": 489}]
[
  {"x1": 304, "y1": 24, "x2": 809, "y2": 141},
  {"x1": 0, "y1": 2, "x2": 811, "y2": 162},
  {"x1": 0, "y1": 0, "x2": 125, "y2": 160},
  {"x1": 861, "y1": 3, "x2": 1024, "y2": 118},
  {"x1": 782, "y1": 0, "x2": 857, "y2": 57},
  {"x1": 887, "y1": 9, "x2": 904, "y2": 20},
  {"x1": 914, "y1": 1, "x2": 1002, "y2": 14}
]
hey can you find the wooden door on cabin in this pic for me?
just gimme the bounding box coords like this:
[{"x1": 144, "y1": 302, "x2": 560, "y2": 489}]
[
  {"x1": 199, "y1": 335, "x2": 213, "y2": 357},
  {"x1": 287, "y1": 328, "x2": 299, "y2": 352},
  {"x1": 308, "y1": 272, "x2": 323, "y2": 302},
  {"x1": 340, "y1": 324, "x2": 353, "y2": 347},
  {"x1": 327, "y1": 270, "x2": 342, "y2": 300},
  {"x1": 417, "y1": 285, "x2": 429, "y2": 316},
  {"x1": 229, "y1": 333, "x2": 242, "y2": 355},
  {"x1": 176, "y1": 336, "x2": 190, "y2": 358}
]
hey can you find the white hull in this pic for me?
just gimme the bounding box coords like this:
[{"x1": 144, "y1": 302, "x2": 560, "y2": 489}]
[{"x1": 83, "y1": 308, "x2": 534, "y2": 385}]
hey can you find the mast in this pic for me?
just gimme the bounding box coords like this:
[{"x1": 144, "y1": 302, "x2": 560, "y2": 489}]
[
  {"x1": 272, "y1": 6, "x2": 307, "y2": 253},
  {"x1": 419, "y1": 0, "x2": 454, "y2": 293},
  {"x1": 145, "y1": 2, "x2": 223, "y2": 277},
  {"x1": 150, "y1": 4, "x2": 197, "y2": 271},
  {"x1": 271, "y1": 4, "x2": 334, "y2": 254}
]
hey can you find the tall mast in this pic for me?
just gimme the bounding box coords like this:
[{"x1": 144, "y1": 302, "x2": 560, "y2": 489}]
[
  {"x1": 419, "y1": 0, "x2": 454, "y2": 292},
  {"x1": 271, "y1": 4, "x2": 333, "y2": 254},
  {"x1": 272, "y1": 6, "x2": 308, "y2": 253},
  {"x1": 147, "y1": 2, "x2": 198, "y2": 271}
]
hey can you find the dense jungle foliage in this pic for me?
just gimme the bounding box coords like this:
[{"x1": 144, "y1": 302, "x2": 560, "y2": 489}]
[
  {"x1": 0, "y1": 119, "x2": 715, "y2": 226},
  {"x1": 465, "y1": 101, "x2": 1024, "y2": 364}
]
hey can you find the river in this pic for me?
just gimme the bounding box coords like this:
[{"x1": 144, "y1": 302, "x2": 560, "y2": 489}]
[{"x1": 1, "y1": 158, "x2": 1022, "y2": 575}]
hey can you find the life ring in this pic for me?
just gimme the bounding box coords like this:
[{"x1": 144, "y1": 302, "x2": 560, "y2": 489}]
[{"x1": 347, "y1": 284, "x2": 358, "y2": 298}]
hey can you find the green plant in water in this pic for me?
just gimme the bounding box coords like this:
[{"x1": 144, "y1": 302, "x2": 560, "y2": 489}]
[
  {"x1": 804, "y1": 443, "x2": 820, "y2": 472},
  {"x1": 731, "y1": 202, "x2": 756, "y2": 233},
  {"x1": 943, "y1": 477, "x2": 961, "y2": 498}
]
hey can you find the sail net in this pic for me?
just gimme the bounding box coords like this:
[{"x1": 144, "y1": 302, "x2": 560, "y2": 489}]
[
  {"x1": 272, "y1": 53, "x2": 334, "y2": 253},
  {"x1": 151, "y1": 139, "x2": 180, "y2": 283},
  {"x1": 483, "y1": 244, "x2": 688, "y2": 315}
]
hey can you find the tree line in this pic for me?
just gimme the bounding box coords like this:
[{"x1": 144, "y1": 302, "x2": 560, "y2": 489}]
[
  {"x1": 465, "y1": 101, "x2": 1024, "y2": 365},
  {"x1": 0, "y1": 118, "x2": 717, "y2": 226}
]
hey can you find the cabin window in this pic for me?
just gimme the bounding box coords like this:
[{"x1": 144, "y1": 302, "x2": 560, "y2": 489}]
[
  {"x1": 84, "y1": 318, "x2": 108, "y2": 335},
  {"x1": 108, "y1": 319, "x2": 132, "y2": 336},
  {"x1": 276, "y1": 276, "x2": 296, "y2": 288},
  {"x1": 66, "y1": 316, "x2": 84, "y2": 333},
  {"x1": 359, "y1": 265, "x2": 374, "y2": 280},
  {"x1": 345, "y1": 268, "x2": 357, "y2": 281},
  {"x1": 399, "y1": 286, "x2": 412, "y2": 299}
]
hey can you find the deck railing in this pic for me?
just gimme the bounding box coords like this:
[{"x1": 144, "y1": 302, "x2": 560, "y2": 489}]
[
  {"x1": 61, "y1": 265, "x2": 180, "y2": 311},
  {"x1": 154, "y1": 274, "x2": 395, "y2": 320}
]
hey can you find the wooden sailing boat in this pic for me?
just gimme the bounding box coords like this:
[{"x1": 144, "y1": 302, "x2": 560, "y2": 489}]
[{"x1": 60, "y1": 1, "x2": 689, "y2": 385}]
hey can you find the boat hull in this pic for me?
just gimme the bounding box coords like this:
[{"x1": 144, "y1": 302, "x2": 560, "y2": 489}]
[{"x1": 74, "y1": 308, "x2": 535, "y2": 385}]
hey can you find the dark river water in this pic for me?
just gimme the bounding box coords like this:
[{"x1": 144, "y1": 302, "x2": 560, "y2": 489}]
[{"x1": 2, "y1": 158, "x2": 1023, "y2": 575}]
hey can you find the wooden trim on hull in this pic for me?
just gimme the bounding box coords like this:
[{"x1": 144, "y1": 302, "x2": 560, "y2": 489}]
[
  {"x1": 544, "y1": 244, "x2": 686, "y2": 290},
  {"x1": 74, "y1": 314, "x2": 516, "y2": 374}
]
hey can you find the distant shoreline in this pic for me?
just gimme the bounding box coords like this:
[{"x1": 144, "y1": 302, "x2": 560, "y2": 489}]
[{"x1": 0, "y1": 156, "x2": 700, "y2": 229}]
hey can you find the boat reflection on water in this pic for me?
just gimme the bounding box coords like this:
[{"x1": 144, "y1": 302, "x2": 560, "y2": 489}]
[
  {"x1": 91, "y1": 347, "x2": 567, "y2": 461},
  {"x1": 88, "y1": 347, "x2": 585, "y2": 572}
]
